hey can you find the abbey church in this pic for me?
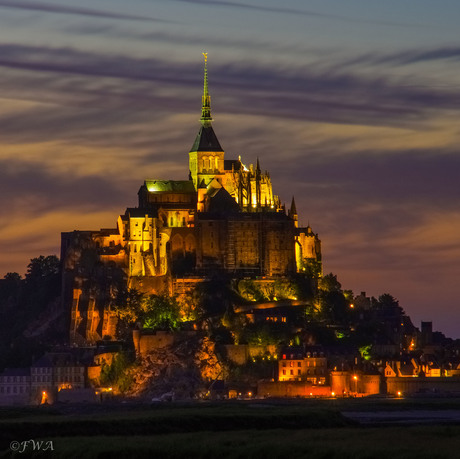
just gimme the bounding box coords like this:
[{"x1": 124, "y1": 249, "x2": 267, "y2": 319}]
[{"x1": 61, "y1": 55, "x2": 322, "y2": 345}]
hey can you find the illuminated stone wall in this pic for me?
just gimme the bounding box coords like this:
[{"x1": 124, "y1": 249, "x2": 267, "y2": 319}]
[
  {"x1": 257, "y1": 380, "x2": 332, "y2": 398},
  {"x1": 386, "y1": 377, "x2": 460, "y2": 396}
]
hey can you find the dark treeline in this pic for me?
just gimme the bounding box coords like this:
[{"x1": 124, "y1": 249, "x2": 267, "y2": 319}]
[{"x1": 0, "y1": 256, "x2": 63, "y2": 368}]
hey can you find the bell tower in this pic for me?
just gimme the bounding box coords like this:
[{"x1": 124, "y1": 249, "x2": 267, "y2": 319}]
[{"x1": 189, "y1": 53, "x2": 225, "y2": 194}]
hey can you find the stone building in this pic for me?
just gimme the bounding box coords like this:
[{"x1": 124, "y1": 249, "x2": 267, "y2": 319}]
[
  {"x1": 30, "y1": 352, "x2": 85, "y2": 404},
  {"x1": 0, "y1": 368, "x2": 31, "y2": 406},
  {"x1": 278, "y1": 349, "x2": 327, "y2": 385},
  {"x1": 62, "y1": 55, "x2": 322, "y2": 345}
]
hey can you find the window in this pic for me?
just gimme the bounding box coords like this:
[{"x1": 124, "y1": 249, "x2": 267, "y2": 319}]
[
  {"x1": 290, "y1": 370, "x2": 294, "y2": 375},
  {"x1": 297, "y1": 362, "x2": 301, "y2": 367},
  {"x1": 282, "y1": 370, "x2": 286, "y2": 375},
  {"x1": 298, "y1": 370, "x2": 301, "y2": 375},
  {"x1": 290, "y1": 361, "x2": 293, "y2": 367},
  {"x1": 282, "y1": 362, "x2": 286, "y2": 367}
]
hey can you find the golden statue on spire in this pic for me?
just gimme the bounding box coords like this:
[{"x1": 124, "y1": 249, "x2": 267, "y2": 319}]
[{"x1": 202, "y1": 52, "x2": 207, "y2": 62}]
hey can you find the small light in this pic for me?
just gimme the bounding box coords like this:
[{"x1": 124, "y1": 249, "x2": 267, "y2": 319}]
[{"x1": 331, "y1": 392, "x2": 335, "y2": 397}]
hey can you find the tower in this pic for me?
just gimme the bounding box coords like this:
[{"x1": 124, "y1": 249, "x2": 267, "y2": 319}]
[
  {"x1": 289, "y1": 196, "x2": 298, "y2": 227},
  {"x1": 189, "y1": 53, "x2": 225, "y2": 195}
]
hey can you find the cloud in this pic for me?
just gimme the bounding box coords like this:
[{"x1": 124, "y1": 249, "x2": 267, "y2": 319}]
[
  {"x1": 1, "y1": 43, "x2": 460, "y2": 141},
  {"x1": 341, "y1": 46, "x2": 460, "y2": 69},
  {"x1": 62, "y1": 24, "x2": 331, "y2": 60},
  {"x1": 0, "y1": 0, "x2": 170, "y2": 23},
  {"x1": 0, "y1": 158, "x2": 129, "y2": 217},
  {"x1": 175, "y1": 0, "x2": 424, "y2": 28}
]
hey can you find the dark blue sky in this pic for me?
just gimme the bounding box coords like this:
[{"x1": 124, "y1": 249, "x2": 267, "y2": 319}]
[{"x1": 0, "y1": 0, "x2": 459, "y2": 337}]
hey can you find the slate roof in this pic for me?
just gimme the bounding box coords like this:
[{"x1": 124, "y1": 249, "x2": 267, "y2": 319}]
[
  {"x1": 224, "y1": 159, "x2": 242, "y2": 171},
  {"x1": 207, "y1": 187, "x2": 240, "y2": 213},
  {"x1": 144, "y1": 180, "x2": 196, "y2": 193},
  {"x1": 125, "y1": 207, "x2": 158, "y2": 218},
  {"x1": 0, "y1": 368, "x2": 30, "y2": 377},
  {"x1": 190, "y1": 125, "x2": 224, "y2": 152},
  {"x1": 32, "y1": 352, "x2": 83, "y2": 368}
]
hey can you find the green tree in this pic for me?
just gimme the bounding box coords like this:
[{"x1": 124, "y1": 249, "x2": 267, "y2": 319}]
[
  {"x1": 25, "y1": 255, "x2": 60, "y2": 282},
  {"x1": 302, "y1": 258, "x2": 322, "y2": 279},
  {"x1": 113, "y1": 288, "x2": 145, "y2": 339},
  {"x1": 0, "y1": 272, "x2": 22, "y2": 306},
  {"x1": 142, "y1": 294, "x2": 181, "y2": 331},
  {"x1": 100, "y1": 352, "x2": 134, "y2": 393},
  {"x1": 376, "y1": 293, "x2": 401, "y2": 311},
  {"x1": 315, "y1": 273, "x2": 351, "y2": 325},
  {"x1": 318, "y1": 273, "x2": 342, "y2": 293}
]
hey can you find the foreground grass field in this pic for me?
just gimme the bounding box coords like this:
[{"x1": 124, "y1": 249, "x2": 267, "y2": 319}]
[{"x1": 2, "y1": 399, "x2": 460, "y2": 458}]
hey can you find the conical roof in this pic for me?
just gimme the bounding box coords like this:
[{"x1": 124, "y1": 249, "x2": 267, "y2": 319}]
[{"x1": 190, "y1": 125, "x2": 224, "y2": 152}]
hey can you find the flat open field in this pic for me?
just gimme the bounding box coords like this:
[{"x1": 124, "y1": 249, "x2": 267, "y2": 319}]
[{"x1": 2, "y1": 398, "x2": 460, "y2": 458}]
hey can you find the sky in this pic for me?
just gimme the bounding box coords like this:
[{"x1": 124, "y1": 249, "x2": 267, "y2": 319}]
[{"x1": 0, "y1": 0, "x2": 459, "y2": 338}]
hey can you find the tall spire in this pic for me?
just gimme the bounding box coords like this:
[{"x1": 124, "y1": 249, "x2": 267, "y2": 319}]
[
  {"x1": 290, "y1": 196, "x2": 297, "y2": 216},
  {"x1": 200, "y1": 52, "x2": 212, "y2": 126}
]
